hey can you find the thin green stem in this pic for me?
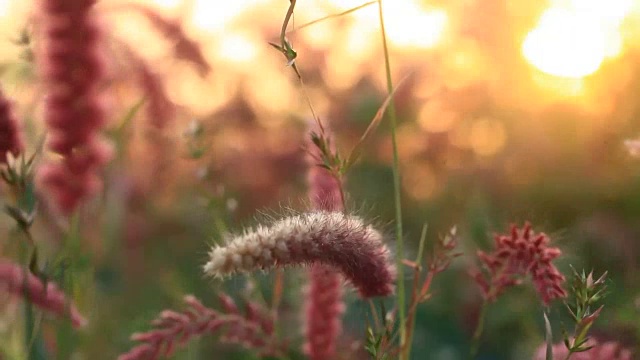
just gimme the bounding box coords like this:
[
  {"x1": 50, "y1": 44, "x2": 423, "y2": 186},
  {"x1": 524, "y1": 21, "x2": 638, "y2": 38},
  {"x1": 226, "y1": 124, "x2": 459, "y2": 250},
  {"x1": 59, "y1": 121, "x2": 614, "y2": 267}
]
[
  {"x1": 287, "y1": 1, "x2": 376, "y2": 34},
  {"x1": 280, "y1": 0, "x2": 296, "y2": 45},
  {"x1": 469, "y1": 300, "x2": 489, "y2": 360},
  {"x1": 21, "y1": 246, "x2": 35, "y2": 360},
  {"x1": 376, "y1": 1, "x2": 405, "y2": 358},
  {"x1": 404, "y1": 224, "x2": 428, "y2": 360},
  {"x1": 57, "y1": 213, "x2": 81, "y2": 360}
]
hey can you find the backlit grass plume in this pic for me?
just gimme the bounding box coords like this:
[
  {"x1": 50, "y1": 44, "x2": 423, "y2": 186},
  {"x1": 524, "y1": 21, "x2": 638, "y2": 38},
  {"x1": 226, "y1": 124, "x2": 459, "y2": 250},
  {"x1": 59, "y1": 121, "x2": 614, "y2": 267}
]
[{"x1": 203, "y1": 211, "x2": 396, "y2": 298}]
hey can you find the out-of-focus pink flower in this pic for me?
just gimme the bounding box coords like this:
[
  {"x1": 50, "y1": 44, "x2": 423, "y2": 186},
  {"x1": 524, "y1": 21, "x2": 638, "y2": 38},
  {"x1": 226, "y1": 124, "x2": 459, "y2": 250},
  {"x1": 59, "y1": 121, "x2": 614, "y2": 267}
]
[
  {"x1": 116, "y1": 3, "x2": 211, "y2": 77},
  {"x1": 304, "y1": 124, "x2": 345, "y2": 360},
  {"x1": 0, "y1": 260, "x2": 86, "y2": 328},
  {"x1": 624, "y1": 139, "x2": 640, "y2": 157},
  {"x1": 304, "y1": 264, "x2": 345, "y2": 360},
  {"x1": 0, "y1": 87, "x2": 23, "y2": 164},
  {"x1": 116, "y1": 43, "x2": 176, "y2": 129},
  {"x1": 471, "y1": 222, "x2": 567, "y2": 305},
  {"x1": 36, "y1": 0, "x2": 112, "y2": 214},
  {"x1": 204, "y1": 211, "x2": 396, "y2": 298},
  {"x1": 533, "y1": 338, "x2": 633, "y2": 360}
]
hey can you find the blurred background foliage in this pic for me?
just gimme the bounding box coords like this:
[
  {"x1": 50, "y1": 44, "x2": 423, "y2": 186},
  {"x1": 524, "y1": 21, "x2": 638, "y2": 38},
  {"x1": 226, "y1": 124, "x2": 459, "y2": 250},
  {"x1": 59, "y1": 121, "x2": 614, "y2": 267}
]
[{"x1": 1, "y1": 0, "x2": 640, "y2": 358}]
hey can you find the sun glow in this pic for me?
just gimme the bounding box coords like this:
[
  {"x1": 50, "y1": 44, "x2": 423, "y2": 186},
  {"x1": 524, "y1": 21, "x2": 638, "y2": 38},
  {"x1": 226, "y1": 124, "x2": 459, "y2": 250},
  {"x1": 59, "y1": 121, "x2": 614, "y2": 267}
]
[
  {"x1": 319, "y1": 0, "x2": 448, "y2": 49},
  {"x1": 190, "y1": 0, "x2": 269, "y2": 33},
  {"x1": 382, "y1": 3, "x2": 448, "y2": 48},
  {"x1": 522, "y1": 0, "x2": 632, "y2": 78},
  {"x1": 0, "y1": 0, "x2": 10, "y2": 18}
]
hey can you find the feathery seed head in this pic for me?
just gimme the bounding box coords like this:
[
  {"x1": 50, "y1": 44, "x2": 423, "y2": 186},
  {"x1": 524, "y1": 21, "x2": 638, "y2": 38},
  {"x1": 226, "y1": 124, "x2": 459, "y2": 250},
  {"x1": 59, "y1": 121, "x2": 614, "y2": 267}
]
[{"x1": 203, "y1": 211, "x2": 396, "y2": 298}]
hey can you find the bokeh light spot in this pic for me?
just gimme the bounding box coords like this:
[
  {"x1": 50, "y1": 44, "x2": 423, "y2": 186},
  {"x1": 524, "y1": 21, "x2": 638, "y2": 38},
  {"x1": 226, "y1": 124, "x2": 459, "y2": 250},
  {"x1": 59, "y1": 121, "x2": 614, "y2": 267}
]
[
  {"x1": 217, "y1": 33, "x2": 259, "y2": 63},
  {"x1": 0, "y1": 0, "x2": 9, "y2": 17},
  {"x1": 470, "y1": 118, "x2": 506, "y2": 156}
]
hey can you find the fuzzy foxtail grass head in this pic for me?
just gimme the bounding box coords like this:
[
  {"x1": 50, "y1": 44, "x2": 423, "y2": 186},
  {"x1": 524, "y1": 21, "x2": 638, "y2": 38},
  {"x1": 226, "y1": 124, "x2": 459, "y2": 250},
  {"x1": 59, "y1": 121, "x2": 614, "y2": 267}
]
[{"x1": 203, "y1": 211, "x2": 396, "y2": 298}]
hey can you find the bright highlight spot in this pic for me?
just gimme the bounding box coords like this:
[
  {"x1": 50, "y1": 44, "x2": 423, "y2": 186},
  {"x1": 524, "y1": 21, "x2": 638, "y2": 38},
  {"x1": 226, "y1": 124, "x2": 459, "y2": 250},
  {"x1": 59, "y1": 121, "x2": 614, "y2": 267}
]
[
  {"x1": 191, "y1": 0, "x2": 268, "y2": 32},
  {"x1": 326, "y1": 0, "x2": 447, "y2": 49},
  {"x1": 0, "y1": 0, "x2": 10, "y2": 17},
  {"x1": 151, "y1": 0, "x2": 182, "y2": 9},
  {"x1": 470, "y1": 118, "x2": 506, "y2": 156},
  {"x1": 522, "y1": 0, "x2": 631, "y2": 78},
  {"x1": 385, "y1": 6, "x2": 448, "y2": 48},
  {"x1": 217, "y1": 33, "x2": 258, "y2": 63}
]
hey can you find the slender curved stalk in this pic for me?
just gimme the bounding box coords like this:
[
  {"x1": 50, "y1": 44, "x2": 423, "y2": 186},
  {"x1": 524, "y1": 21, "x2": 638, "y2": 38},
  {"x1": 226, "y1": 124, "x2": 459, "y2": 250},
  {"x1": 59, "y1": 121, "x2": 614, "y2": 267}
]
[
  {"x1": 469, "y1": 300, "x2": 489, "y2": 360},
  {"x1": 287, "y1": 1, "x2": 376, "y2": 34},
  {"x1": 404, "y1": 224, "x2": 428, "y2": 359},
  {"x1": 376, "y1": 1, "x2": 406, "y2": 358},
  {"x1": 57, "y1": 213, "x2": 81, "y2": 359}
]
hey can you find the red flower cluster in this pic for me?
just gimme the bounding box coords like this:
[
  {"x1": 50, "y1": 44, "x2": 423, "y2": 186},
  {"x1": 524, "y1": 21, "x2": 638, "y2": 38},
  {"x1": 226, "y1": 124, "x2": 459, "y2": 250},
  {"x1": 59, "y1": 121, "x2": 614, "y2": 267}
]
[
  {"x1": 472, "y1": 222, "x2": 567, "y2": 305},
  {"x1": 37, "y1": 0, "x2": 111, "y2": 214},
  {"x1": 0, "y1": 87, "x2": 23, "y2": 164}
]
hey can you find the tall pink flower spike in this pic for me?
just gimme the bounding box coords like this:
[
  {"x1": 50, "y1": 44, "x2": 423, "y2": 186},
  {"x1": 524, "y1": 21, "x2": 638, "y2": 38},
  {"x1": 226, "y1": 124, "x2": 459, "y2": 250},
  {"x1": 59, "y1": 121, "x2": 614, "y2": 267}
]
[
  {"x1": 36, "y1": 0, "x2": 112, "y2": 215},
  {"x1": 304, "y1": 124, "x2": 346, "y2": 360}
]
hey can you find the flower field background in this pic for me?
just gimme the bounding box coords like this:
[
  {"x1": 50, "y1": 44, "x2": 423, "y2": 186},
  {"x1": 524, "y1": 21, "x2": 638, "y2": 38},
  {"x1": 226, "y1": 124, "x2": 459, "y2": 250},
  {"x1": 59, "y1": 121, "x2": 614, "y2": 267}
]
[{"x1": 0, "y1": 0, "x2": 640, "y2": 359}]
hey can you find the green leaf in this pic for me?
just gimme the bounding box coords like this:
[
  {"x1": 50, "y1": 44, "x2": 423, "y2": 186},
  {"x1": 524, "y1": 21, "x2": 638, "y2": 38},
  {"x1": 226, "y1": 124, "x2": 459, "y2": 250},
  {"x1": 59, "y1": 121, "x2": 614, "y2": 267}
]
[{"x1": 344, "y1": 73, "x2": 411, "y2": 171}]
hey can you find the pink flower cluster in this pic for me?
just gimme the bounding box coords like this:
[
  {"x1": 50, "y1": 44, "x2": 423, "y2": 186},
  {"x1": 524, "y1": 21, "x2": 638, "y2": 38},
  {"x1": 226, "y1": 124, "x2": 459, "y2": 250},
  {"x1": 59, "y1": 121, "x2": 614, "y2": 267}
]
[
  {"x1": 472, "y1": 222, "x2": 567, "y2": 305},
  {"x1": 533, "y1": 338, "x2": 633, "y2": 360},
  {"x1": 119, "y1": 294, "x2": 280, "y2": 360},
  {"x1": 37, "y1": 0, "x2": 111, "y2": 214},
  {"x1": 0, "y1": 260, "x2": 86, "y2": 328},
  {"x1": 0, "y1": 87, "x2": 23, "y2": 164}
]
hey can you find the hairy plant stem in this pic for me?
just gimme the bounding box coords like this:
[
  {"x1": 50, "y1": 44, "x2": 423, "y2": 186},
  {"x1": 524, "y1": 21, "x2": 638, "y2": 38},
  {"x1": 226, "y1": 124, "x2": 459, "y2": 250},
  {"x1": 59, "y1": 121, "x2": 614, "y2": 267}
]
[
  {"x1": 376, "y1": 1, "x2": 406, "y2": 358},
  {"x1": 469, "y1": 300, "x2": 489, "y2": 360}
]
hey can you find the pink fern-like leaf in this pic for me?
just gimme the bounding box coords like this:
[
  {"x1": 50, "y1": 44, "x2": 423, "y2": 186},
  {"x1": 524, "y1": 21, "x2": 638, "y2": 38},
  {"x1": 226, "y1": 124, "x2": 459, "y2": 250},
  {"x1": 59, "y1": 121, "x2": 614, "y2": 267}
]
[
  {"x1": 118, "y1": 294, "x2": 282, "y2": 360},
  {"x1": 0, "y1": 260, "x2": 86, "y2": 328}
]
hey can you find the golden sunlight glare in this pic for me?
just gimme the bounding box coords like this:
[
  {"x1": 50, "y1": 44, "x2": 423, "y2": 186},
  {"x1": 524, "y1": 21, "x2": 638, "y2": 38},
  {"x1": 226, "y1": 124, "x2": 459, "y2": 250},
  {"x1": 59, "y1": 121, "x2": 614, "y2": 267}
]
[
  {"x1": 383, "y1": 4, "x2": 448, "y2": 48},
  {"x1": 522, "y1": 0, "x2": 632, "y2": 78},
  {"x1": 0, "y1": 0, "x2": 10, "y2": 18},
  {"x1": 191, "y1": 0, "x2": 269, "y2": 33},
  {"x1": 151, "y1": 0, "x2": 182, "y2": 9},
  {"x1": 217, "y1": 33, "x2": 259, "y2": 63},
  {"x1": 327, "y1": 0, "x2": 448, "y2": 49}
]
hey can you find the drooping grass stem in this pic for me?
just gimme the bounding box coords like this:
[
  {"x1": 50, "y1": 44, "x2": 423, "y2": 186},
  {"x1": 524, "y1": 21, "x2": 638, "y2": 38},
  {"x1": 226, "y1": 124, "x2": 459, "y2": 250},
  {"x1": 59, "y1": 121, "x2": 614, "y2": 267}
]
[
  {"x1": 376, "y1": 1, "x2": 406, "y2": 358},
  {"x1": 469, "y1": 300, "x2": 489, "y2": 359}
]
